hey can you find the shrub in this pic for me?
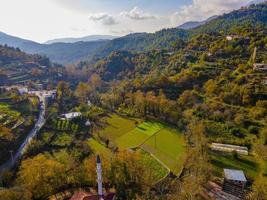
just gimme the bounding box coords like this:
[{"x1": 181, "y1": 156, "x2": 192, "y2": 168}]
[{"x1": 248, "y1": 125, "x2": 259, "y2": 135}]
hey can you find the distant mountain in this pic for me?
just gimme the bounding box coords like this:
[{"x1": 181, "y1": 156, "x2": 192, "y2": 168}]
[
  {"x1": 0, "y1": 32, "x2": 109, "y2": 64},
  {"x1": 45, "y1": 35, "x2": 117, "y2": 44},
  {"x1": 178, "y1": 16, "x2": 218, "y2": 30},
  {"x1": 246, "y1": 0, "x2": 266, "y2": 6},
  {"x1": 0, "y1": 32, "x2": 38, "y2": 49}
]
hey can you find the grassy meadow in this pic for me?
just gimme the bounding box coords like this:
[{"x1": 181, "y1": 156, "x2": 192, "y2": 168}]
[{"x1": 94, "y1": 113, "x2": 186, "y2": 175}]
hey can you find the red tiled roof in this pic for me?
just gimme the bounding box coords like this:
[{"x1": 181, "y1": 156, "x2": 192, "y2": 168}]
[
  {"x1": 83, "y1": 193, "x2": 115, "y2": 200},
  {"x1": 70, "y1": 191, "x2": 92, "y2": 200}
]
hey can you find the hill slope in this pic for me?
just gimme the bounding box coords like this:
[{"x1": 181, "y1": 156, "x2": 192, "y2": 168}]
[{"x1": 0, "y1": 45, "x2": 61, "y2": 85}]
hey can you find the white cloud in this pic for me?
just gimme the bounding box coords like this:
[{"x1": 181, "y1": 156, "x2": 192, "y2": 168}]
[
  {"x1": 171, "y1": 0, "x2": 250, "y2": 26},
  {"x1": 120, "y1": 6, "x2": 157, "y2": 20},
  {"x1": 89, "y1": 13, "x2": 118, "y2": 26}
]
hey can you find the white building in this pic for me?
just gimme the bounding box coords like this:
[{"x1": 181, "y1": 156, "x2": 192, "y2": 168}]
[{"x1": 61, "y1": 112, "x2": 82, "y2": 120}]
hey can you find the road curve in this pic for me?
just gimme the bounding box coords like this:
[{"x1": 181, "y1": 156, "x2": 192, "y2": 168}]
[{"x1": 0, "y1": 93, "x2": 46, "y2": 173}]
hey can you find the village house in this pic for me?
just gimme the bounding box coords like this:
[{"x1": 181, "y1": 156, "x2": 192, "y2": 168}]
[
  {"x1": 223, "y1": 169, "x2": 247, "y2": 198},
  {"x1": 226, "y1": 35, "x2": 241, "y2": 41},
  {"x1": 61, "y1": 112, "x2": 82, "y2": 120}
]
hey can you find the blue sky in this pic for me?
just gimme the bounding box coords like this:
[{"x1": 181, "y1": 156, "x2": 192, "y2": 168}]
[{"x1": 0, "y1": 0, "x2": 252, "y2": 42}]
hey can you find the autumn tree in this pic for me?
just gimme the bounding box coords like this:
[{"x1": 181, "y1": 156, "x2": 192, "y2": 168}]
[
  {"x1": 56, "y1": 81, "x2": 73, "y2": 112},
  {"x1": 17, "y1": 154, "x2": 67, "y2": 199},
  {"x1": 75, "y1": 82, "x2": 92, "y2": 103}
]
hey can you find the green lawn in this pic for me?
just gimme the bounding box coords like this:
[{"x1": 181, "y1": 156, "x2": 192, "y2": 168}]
[
  {"x1": 88, "y1": 138, "x2": 112, "y2": 157},
  {"x1": 210, "y1": 152, "x2": 260, "y2": 179},
  {"x1": 115, "y1": 121, "x2": 163, "y2": 149},
  {"x1": 96, "y1": 114, "x2": 141, "y2": 141},
  {"x1": 141, "y1": 127, "x2": 185, "y2": 175}
]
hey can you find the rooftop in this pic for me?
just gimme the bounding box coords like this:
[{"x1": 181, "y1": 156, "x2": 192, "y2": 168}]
[{"x1": 224, "y1": 169, "x2": 247, "y2": 182}]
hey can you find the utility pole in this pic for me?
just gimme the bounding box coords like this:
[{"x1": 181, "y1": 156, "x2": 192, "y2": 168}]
[
  {"x1": 252, "y1": 47, "x2": 257, "y2": 63},
  {"x1": 154, "y1": 133, "x2": 157, "y2": 149},
  {"x1": 9, "y1": 150, "x2": 14, "y2": 166}
]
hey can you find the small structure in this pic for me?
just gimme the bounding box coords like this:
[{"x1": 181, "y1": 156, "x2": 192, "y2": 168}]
[
  {"x1": 206, "y1": 181, "x2": 241, "y2": 200},
  {"x1": 61, "y1": 112, "x2": 82, "y2": 120},
  {"x1": 253, "y1": 63, "x2": 267, "y2": 72},
  {"x1": 226, "y1": 35, "x2": 241, "y2": 41},
  {"x1": 223, "y1": 169, "x2": 247, "y2": 198},
  {"x1": 85, "y1": 120, "x2": 91, "y2": 127},
  {"x1": 17, "y1": 87, "x2": 28, "y2": 95},
  {"x1": 210, "y1": 143, "x2": 248, "y2": 155}
]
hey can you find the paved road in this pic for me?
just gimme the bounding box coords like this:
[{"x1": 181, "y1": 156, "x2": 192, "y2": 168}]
[{"x1": 0, "y1": 91, "x2": 49, "y2": 173}]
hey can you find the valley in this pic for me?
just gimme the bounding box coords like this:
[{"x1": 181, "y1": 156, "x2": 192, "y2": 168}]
[{"x1": 0, "y1": 2, "x2": 266, "y2": 200}]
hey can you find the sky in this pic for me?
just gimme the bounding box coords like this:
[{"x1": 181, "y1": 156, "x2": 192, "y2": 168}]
[{"x1": 0, "y1": 0, "x2": 253, "y2": 43}]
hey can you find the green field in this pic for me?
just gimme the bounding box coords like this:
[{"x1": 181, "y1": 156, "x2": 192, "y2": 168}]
[
  {"x1": 210, "y1": 152, "x2": 260, "y2": 179},
  {"x1": 88, "y1": 138, "x2": 112, "y2": 157},
  {"x1": 96, "y1": 114, "x2": 141, "y2": 141},
  {"x1": 141, "y1": 127, "x2": 185, "y2": 174},
  {"x1": 116, "y1": 121, "x2": 163, "y2": 148},
  {"x1": 94, "y1": 114, "x2": 185, "y2": 175}
]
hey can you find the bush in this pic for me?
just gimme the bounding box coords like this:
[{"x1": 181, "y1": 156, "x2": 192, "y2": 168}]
[
  {"x1": 230, "y1": 128, "x2": 245, "y2": 138},
  {"x1": 248, "y1": 126, "x2": 259, "y2": 135}
]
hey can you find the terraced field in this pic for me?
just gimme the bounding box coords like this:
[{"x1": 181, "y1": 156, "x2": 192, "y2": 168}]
[{"x1": 0, "y1": 103, "x2": 21, "y2": 127}]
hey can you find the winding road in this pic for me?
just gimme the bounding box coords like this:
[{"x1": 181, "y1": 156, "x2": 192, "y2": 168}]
[{"x1": 0, "y1": 90, "x2": 55, "y2": 173}]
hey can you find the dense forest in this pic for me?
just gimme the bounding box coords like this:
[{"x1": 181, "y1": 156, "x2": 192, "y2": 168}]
[{"x1": 0, "y1": 2, "x2": 266, "y2": 200}]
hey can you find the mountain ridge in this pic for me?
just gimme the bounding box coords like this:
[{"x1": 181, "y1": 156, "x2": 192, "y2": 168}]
[{"x1": 45, "y1": 35, "x2": 117, "y2": 44}]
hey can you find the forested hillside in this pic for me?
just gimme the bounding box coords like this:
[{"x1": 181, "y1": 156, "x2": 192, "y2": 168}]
[
  {"x1": 0, "y1": 45, "x2": 62, "y2": 85},
  {"x1": 91, "y1": 3, "x2": 267, "y2": 60}
]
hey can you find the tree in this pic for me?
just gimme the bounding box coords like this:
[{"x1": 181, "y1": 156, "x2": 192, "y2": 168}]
[
  {"x1": 75, "y1": 82, "x2": 92, "y2": 103},
  {"x1": 0, "y1": 187, "x2": 31, "y2": 200},
  {"x1": 56, "y1": 81, "x2": 73, "y2": 112},
  {"x1": 0, "y1": 126, "x2": 13, "y2": 141},
  {"x1": 89, "y1": 74, "x2": 102, "y2": 91},
  {"x1": 17, "y1": 154, "x2": 67, "y2": 199}
]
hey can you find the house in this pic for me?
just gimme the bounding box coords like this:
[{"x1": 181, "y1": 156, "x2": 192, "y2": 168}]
[
  {"x1": 223, "y1": 169, "x2": 247, "y2": 198},
  {"x1": 61, "y1": 112, "x2": 82, "y2": 120},
  {"x1": 210, "y1": 143, "x2": 248, "y2": 155},
  {"x1": 253, "y1": 63, "x2": 267, "y2": 72},
  {"x1": 17, "y1": 87, "x2": 28, "y2": 95},
  {"x1": 71, "y1": 192, "x2": 115, "y2": 200},
  {"x1": 226, "y1": 35, "x2": 241, "y2": 41}
]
